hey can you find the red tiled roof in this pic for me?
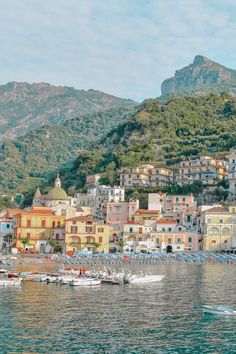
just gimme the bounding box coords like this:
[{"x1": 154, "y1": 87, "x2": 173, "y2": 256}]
[
  {"x1": 135, "y1": 209, "x2": 160, "y2": 214},
  {"x1": 204, "y1": 207, "x2": 228, "y2": 213},
  {"x1": 66, "y1": 215, "x2": 93, "y2": 222},
  {"x1": 157, "y1": 219, "x2": 177, "y2": 224},
  {"x1": 6, "y1": 208, "x2": 23, "y2": 218},
  {"x1": 76, "y1": 207, "x2": 85, "y2": 212}
]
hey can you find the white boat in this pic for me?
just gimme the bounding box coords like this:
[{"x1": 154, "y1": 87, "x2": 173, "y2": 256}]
[
  {"x1": 126, "y1": 274, "x2": 164, "y2": 284},
  {"x1": 0, "y1": 278, "x2": 22, "y2": 286},
  {"x1": 70, "y1": 278, "x2": 101, "y2": 286},
  {"x1": 202, "y1": 305, "x2": 236, "y2": 316},
  {"x1": 60, "y1": 275, "x2": 76, "y2": 285}
]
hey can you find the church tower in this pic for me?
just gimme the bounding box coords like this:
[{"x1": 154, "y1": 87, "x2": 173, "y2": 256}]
[
  {"x1": 55, "y1": 173, "x2": 61, "y2": 188},
  {"x1": 33, "y1": 186, "x2": 44, "y2": 206}
]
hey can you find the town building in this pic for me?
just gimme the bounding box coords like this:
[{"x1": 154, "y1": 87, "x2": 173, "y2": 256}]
[
  {"x1": 148, "y1": 193, "x2": 197, "y2": 229},
  {"x1": 122, "y1": 219, "x2": 199, "y2": 253},
  {"x1": 134, "y1": 209, "x2": 160, "y2": 223},
  {"x1": 106, "y1": 199, "x2": 139, "y2": 235},
  {"x1": 76, "y1": 185, "x2": 125, "y2": 220},
  {"x1": 119, "y1": 164, "x2": 173, "y2": 188},
  {"x1": 177, "y1": 156, "x2": 227, "y2": 189},
  {"x1": 227, "y1": 148, "x2": 236, "y2": 200},
  {"x1": 65, "y1": 215, "x2": 110, "y2": 254},
  {"x1": 200, "y1": 206, "x2": 236, "y2": 251},
  {"x1": 14, "y1": 207, "x2": 65, "y2": 253},
  {"x1": 0, "y1": 208, "x2": 22, "y2": 251}
]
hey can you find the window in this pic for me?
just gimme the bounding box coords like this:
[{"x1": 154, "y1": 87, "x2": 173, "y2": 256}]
[
  {"x1": 186, "y1": 215, "x2": 191, "y2": 222},
  {"x1": 99, "y1": 237, "x2": 103, "y2": 243},
  {"x1": 222, "y1": 228, "x2": 230, "y2": 235},
  {"x1": 41, "y1": 220, "x2": 46, "y2": 227},
  {"x1": 168, "y1": 237, "x2": 172, "y2": 244},
  {"x1": 71, "y1": 226, "x2": 78, "y2": 233},
  {"x1": 219, "y1": 218, "x2": 223, "y2": 224},
  {"x1": 177, "y1": 246, "x2": 180, "y2": 249},
  {"x1": 156, "y1": 238, "x2": 160, "y2": 244},
  {"x1": 211, "y1": 240, "x2": 216, "y2": 244},
  {"x1": 211, "y1": 227, "x2": 219, "y2": 235},
  {"x1": 98, "y1": 227, "x2": 104, "y2": 232},
  {"x1": 168, "y1": 227, "x2": 172, "y2": 232},
  {"x1": 57, "y1": 222, "x2": 61, "y2": 228},
  {"x1": 6, "y1": 224, "x2": 10, "y2": 229},
  {"x1": 188, "y1": 237, "x2": 192, "y2": 243},
  {"x1": 130, "y1": 228, "x2": 133, "y2": 233},
  {"x1": 162, "y1": 227, "x2": 165, "y2": 232},
  {"x1": 224, "y1": 240, "x2": 228, "y2": 243},
  {"x1": 177, "y1": 238, "x2": 182, "y2": 243},
  {"x1": 56, "y1": 234, "x2": 60, "y2": 240},
  {"x1": 207, "y1": 218, "x2": 211, "y2": 224},
  {"x1": 183, "y1": 197, "x2": 186, "y2": 202},
  {"x1": 176, "y1": 197, "x2": 179, "y2": 202},
  {"x1": 72, "y1": 220, "x2": 77, "y2": 225},
  {"x1": 138, "y1": 227, "x2": 142, "y2": 234},
  {"x1": 52, "y1": 221, "x2": 55, "y2": 228},
  {"x1": 26, "y1": 219, "x2": 31, "y2": 227},
  {"x1": 26, "y1": 232, "x2": 31, "y2": 238},
  {"x1": 86, "y1": 227, "x2": 93, "y2": 233}
]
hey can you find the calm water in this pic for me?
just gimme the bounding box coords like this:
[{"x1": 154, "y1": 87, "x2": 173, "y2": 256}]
[{"x1": 0, "y1": 264, "x2": 236, "y2": 353}]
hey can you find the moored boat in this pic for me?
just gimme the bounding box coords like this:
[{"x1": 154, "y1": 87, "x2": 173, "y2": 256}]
[
  {"x1": 202, "y1": 305, "x2": 236, "y2": 316},
  {"x1": 0, "y1": 278, "x2": 22, "y2": 286},
  {"x1": 70, "y1": 278, "x2": 101, "y2": 286},
  {"x1": 125, "y1": 274, "x2": 164, "y2": 284}
]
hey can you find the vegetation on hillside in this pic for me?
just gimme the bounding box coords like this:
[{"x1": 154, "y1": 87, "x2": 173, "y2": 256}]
[
  {"x1": 57, "y1": 93, "x2": 236, "y2": 192},
  {"x1": 0, "y1": 106, "x2": 136, "y2": 194}
]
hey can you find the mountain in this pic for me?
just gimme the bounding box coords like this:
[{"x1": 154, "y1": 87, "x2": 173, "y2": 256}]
[
  {"x1": 56, "y1": 93, "x2": 236, "y2": 194},
  {"x1": 0, "y1": 105, "x2": 136, "y2": 194},
  {"x1": 161, "y1": 55, "x2": 236, "y2": 99},
  {"x1": 0, "y1": 82, "x2": 136, "y2": 141}
]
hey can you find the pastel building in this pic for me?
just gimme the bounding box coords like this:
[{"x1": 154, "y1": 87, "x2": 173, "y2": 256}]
[
  {"x1": 177, "y1": 156, "x2": 227, "y2": 189},
  {"x1": 148, "y1": 193, "x2": 197, "y2": 229},
  {"x1": 65, "y1": 216, "x2": 110, "y2": 253},
  {"x1": 14, "y1": 207, "x2": 65, "y2": 252},
  {"x1": 106, "y1": 200, "x2": 139, "y2": 235},
  {"x1": 200, "y1": 206, "x2": 236, "y2": 251},
  {"x1": 227, "y1": 148, "x2": 236, "y2": 199},
  {"x1": 119, "y1": 164, "x2": 173, "y2": 188}
]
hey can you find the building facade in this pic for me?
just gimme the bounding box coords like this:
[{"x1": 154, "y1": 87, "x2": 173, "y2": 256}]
[
  {"x1": 119, "y1": 164, "x2": 173, "y2": 188},
  {"x1": 177, "y1": 156, "x2": 227, "y2": 188},
  {"x1": 227, "y1": 148, "x2": 236, "y2": 200},
  {"x1": 65, "y1": 216, "x2": 110, "y2": 253},
  {"x1": 14, "y1": 207, "x2": 65, "y2": 252}
]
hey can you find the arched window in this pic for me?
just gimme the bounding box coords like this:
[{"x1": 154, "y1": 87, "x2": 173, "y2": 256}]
[
  {"x1": 222, "y1": 227, "x2": 230, "y2": 235},
  {"x1": 211, "y1": 227, "x2": 219, "y2": 235}
]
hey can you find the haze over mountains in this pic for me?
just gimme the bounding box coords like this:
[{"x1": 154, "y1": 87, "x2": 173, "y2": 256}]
[
  {"x1": 0, "y1": 55, "x2": 236, "y2": 196},
  {"x1": 0, "y1": 82, "x2": 136, "y2": 141}
]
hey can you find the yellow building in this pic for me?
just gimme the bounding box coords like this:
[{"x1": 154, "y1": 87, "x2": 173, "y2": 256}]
[
  {"x1": 14, "y1": 207, "x2": 65, "y2": 252},
  {"x1": 201, "y1": 206, "x2": 234, "y2": 251},
  {"x1": 65, "y1": 216, "x2": 110, "y2": 253}
]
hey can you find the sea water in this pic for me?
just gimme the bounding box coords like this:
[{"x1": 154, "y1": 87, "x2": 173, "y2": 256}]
[{"x1": 0, "y1": 263, "x2": 235, "y2": 353}]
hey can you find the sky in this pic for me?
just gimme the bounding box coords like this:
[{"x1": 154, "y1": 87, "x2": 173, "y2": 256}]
[{"x1": 0, "y1": 0, "x2": 236, "y2": 102}]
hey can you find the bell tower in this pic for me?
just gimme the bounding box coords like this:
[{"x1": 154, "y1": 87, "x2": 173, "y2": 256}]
[{"x1": 55, "y1": 173, "x2": 61, "y2": 188}]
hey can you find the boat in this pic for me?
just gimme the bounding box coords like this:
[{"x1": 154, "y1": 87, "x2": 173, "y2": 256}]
[
  {"x1": 125, "y1": 274, "x2": 164, "y2": 284},
  {"x1": 202, "y1": 305, "x2": 236, "y2": 316},
  {"x1": 0, "y1": 278, "x2": 22, "y2": 286},
  {"x1": 70, "y1": 278, "x2": 101, "y2": 286}
]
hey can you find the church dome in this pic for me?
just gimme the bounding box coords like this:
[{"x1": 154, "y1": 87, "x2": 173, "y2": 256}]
[{"x1": 46, "y1": 187, "x2": 69, "y2": 201}]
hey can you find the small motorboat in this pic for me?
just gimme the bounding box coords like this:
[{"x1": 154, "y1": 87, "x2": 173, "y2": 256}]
[
  {"x1": 125, "y1": 274, "x2": 164, "y2": 284},
  {"x1": 203, "y1": 305, "x2": 236, "y2": 316},
  {"x1": 70, "y1": 278, "x2": 101, "y2": 287},
  {"x1": 0, "y1": 278, "x2": 22, "y2": 286}
]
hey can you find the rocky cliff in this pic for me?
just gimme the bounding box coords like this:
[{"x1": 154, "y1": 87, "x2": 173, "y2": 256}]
[{"x1": 161, "y1": 55, "x2": 236, "y2": 99}]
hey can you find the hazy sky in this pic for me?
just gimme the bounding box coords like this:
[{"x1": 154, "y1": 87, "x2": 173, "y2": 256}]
[{"x1": 0, "y1": 0, "x2": 235, "y2": 101}]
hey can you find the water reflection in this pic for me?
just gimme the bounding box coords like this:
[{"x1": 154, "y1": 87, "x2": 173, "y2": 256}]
[{"x1": 0, "y1": 264, "x2": 235, "y2": 353}]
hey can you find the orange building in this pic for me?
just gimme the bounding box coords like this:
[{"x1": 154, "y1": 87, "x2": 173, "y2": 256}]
[{"x1": 14, "y1": 207, "x2": 65, "y2": 252}]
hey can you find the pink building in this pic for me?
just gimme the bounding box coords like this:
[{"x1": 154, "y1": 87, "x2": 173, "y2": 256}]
[
  {"x1": 106, "y1": 200, "x2": 139, "y2": 235},
  {"x1": 148, "y1": 193, "x2": 197, "y2": 229}
]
